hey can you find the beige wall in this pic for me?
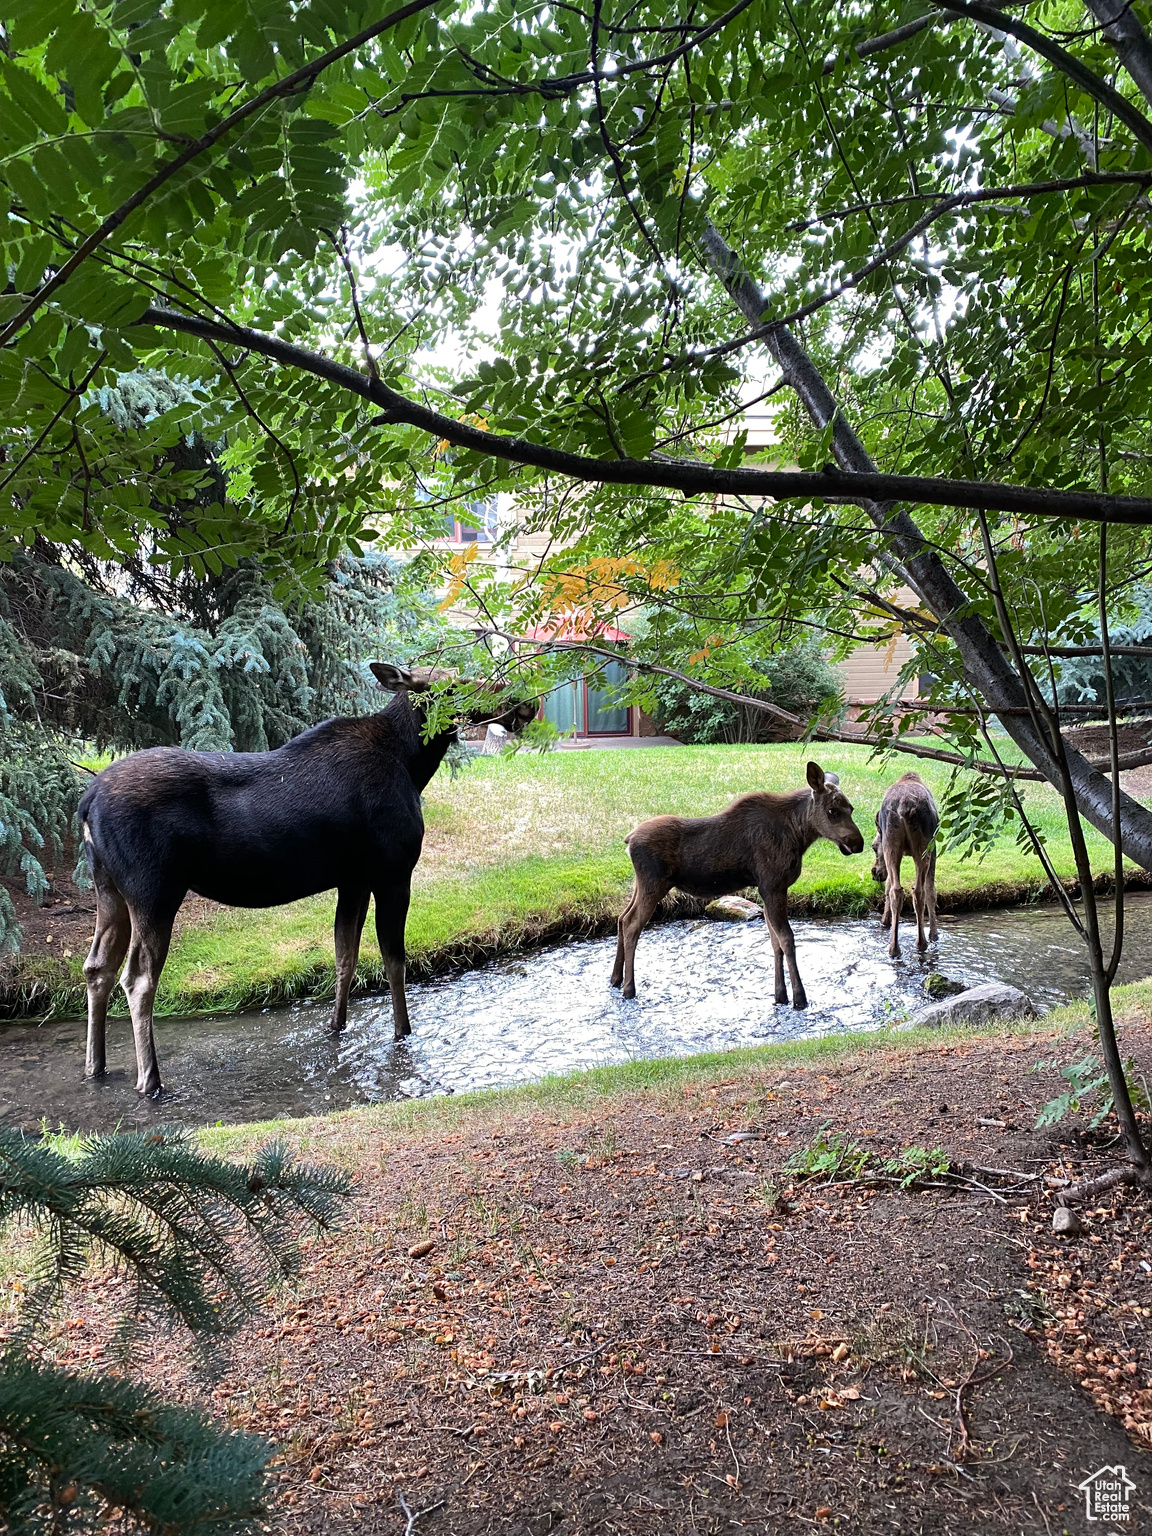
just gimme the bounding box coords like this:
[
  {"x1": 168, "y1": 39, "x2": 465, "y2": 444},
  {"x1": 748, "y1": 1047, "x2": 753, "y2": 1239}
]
[{"x1": 837, "y1": 633, "x2": 918, "y2": 704}]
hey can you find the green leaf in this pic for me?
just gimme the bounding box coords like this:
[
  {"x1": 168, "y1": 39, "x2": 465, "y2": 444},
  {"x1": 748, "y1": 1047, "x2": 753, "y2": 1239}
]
[
  {"x1": 5, "y1": 157, "x2": 52, "y2": 221},
  {"x1": 0, "y1": 60, "x2": 69, "y2": 136}
]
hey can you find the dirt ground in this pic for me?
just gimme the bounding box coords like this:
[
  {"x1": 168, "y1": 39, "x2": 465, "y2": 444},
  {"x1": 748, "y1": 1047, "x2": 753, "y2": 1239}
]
[
  {"x1": 0, "y1": 866, "x2": 217, "y2": 965},
  {"x1": 31, "y1": 1022, "x2": 1152, "y2": 1534}
]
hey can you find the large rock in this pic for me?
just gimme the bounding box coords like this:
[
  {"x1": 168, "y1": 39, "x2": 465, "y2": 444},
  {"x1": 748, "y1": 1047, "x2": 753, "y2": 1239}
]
[
  {"x1": 899, "y1": 981, "x2": 1037, "y2": 1031},
  {"x1": 705, "y1": 895, "x2": 763, "y2": 922}
]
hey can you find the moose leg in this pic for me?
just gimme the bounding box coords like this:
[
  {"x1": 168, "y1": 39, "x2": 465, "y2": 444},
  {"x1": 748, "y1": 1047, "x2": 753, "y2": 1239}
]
[
  {"x1": 768, "y1": 925, "x2": 787, "y2": 1005},
  {"x1": 911, "y1": 851, "x2": 931, "y2": 952},
  {"x1": 925, "y1": 847, "x2": 939, "y2": 942},
  {"x1": 83, "y1": 872, "x2": 130, "y2": 1080},
  {"x1": 375, "y1": 884, "x2": 412, "y2": 1040},
  {"x1": 885, "y1": 853, "x2": 904, "y2": 959},
  {"x1": 610, "y1": 887, "x2": 637, "y2": 988},
  {"x1": 761, "y1": 887, "x2": 806, "y2": 1010},
  {"x1": 121, "y1": 910, "x2": 174, "y2": 1097},
  {"x1": 620, "y1": 882, "x2": 667, "y2": 1000},
  {"x1": 330, "y1": 887, "x2": 371, "y2": 1033}
]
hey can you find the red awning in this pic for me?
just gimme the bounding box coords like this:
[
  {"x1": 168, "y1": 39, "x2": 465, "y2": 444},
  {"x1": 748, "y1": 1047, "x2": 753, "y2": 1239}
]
[{"x1": 523, "y1": 620, "x2": 629, "y2": 644}]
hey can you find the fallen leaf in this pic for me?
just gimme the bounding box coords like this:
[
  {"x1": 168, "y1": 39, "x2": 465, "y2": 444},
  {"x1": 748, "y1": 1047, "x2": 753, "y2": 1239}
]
[{"x1": 714, "y1": 1411, "x2": 728, "y2": 1428}]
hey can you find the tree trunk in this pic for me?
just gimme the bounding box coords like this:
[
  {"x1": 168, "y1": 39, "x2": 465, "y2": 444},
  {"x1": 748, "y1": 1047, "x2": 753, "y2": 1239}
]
[
  {"x1": 1082, "y1": 0, "x2": 1152, "y2": 109},
  {"x1": 698, "y1": 218, "x2": 1152, "y2": 871}
]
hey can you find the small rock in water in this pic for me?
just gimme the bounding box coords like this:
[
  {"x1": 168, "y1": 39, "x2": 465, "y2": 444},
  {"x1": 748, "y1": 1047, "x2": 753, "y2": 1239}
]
[
  {"x1": 900, "y1": 982, "x2": 1037, "y2": 1031},
  {"x1": 397, "y1": 1076, "x2": 432, "y2": 1098},
  {"x1": 1052, "y1": 1206, "x2": 1083, "y2": 1237},
  {"x1": 924, "y1": 973, "x2": 967, "y2": 999},
  {"x1": 705, "y1": 895, "x2": 762, "y2": 922}
]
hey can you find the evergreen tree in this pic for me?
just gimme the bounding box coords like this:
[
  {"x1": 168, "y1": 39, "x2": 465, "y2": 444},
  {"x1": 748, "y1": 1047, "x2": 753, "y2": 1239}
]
[{"x1": 0, "y1": 1125, "x2": 351, "y2": 1534}]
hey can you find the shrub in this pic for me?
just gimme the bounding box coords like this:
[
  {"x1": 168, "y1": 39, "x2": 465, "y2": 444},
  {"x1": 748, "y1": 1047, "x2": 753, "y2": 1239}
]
[{"x1": 652, "y1": 642, "x2": 842, "y2": 744}]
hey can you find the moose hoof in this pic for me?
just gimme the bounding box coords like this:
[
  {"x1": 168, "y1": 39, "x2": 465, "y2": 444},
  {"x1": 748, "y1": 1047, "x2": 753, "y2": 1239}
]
[
  {"x1": 792, "y1": 996, "x2": 808, "y2": 1012},
  {"x1": 137, "y1": 1078, "x2": 163, "y2": 1098},
  {"x1": 622, "y1": 983, "x2": 636, "y2": 1000},
  {"x1": 609, "y1": 975, "x2": 622, "y2": 990}
]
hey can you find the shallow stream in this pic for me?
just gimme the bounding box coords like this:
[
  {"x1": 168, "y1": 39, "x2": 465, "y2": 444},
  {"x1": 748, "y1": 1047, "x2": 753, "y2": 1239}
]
[{"x1": 4, "y1": 896, "x2": 1150, "y2": 1134}]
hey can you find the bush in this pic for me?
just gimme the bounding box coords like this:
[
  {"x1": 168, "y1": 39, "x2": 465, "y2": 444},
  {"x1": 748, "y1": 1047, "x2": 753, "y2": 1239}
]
[{"x1": 652, "y1": 642, "x2": 842, "y2": 745}]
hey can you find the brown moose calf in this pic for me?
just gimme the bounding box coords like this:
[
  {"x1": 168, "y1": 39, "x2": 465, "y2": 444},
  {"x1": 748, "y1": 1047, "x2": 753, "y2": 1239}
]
[
  {"x1": 610, "y1": 762, "x2": 865, "y2": 1009},
  {"x1": 871, "y1": 771, "x2": 939, "y2": 958}
]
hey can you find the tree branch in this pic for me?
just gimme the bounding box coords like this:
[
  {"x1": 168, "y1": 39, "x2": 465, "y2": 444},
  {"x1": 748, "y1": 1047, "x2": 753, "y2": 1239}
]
[
  {"x1": 935, "y1": 0, "x2": 1152, "y2": 154},
  {"x1": 822, "y1": 12, "x2": 947, "y2": 73},
  {"x1": 134, "y1": 305, "x2": 1152, "y2": 524},
  {"x1": 490, "y1": 626, "x2": 1152, "y2": 777}
]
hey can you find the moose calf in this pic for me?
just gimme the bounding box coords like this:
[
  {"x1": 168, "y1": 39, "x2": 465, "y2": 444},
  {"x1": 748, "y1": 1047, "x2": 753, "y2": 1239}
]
[
  {"x1": 871, "y1": 771, "x2": 939, "y2": 958},
  {"x1": 610, "y1": 762, "x2": 865, "y2": 1009}
]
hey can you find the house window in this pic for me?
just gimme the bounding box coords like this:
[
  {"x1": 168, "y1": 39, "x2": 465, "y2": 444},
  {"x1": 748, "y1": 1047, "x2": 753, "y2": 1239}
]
[{"x1": 443, "y1": 495, "x2": 499, "y2": 543}]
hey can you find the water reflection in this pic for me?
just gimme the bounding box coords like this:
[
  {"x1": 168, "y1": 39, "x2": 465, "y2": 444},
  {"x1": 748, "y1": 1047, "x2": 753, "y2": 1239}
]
[{"x1": 2, "y1": 894, "x2": 1142, "y2": 1133}]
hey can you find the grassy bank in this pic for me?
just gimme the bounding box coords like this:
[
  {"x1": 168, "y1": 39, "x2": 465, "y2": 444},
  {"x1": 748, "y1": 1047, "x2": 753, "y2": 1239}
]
[{"x1": 5, "y1": 741, "x2": 1147, "y2": 1021}]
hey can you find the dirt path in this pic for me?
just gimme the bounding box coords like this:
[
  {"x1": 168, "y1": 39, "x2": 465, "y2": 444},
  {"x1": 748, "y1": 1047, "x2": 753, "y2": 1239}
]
[{"x1": 37, "y1": 1024, "x2": 1152, "y2": 1533}]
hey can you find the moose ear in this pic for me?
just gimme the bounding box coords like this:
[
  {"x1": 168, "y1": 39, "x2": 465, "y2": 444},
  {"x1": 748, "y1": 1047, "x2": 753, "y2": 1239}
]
[
  {"x1": 806, "y1": 761, "x2": 826, "y2": 792},
  {"x1": 370, "y1": 661, "x2": 420, "y2": 692}
]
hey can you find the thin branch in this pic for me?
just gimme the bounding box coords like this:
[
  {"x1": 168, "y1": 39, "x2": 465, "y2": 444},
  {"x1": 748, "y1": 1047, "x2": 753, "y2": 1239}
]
[
  {"x1": 202, "y1": 338, "x2": 303, "y2": 528},
  {"x1": 786, "y1": 167, "x2": 1152, "y2": 233}
]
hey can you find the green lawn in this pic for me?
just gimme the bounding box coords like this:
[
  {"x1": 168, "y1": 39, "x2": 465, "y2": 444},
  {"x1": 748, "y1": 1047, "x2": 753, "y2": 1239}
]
[{"x1": 14, "y1": 742, "x2": 1147, "y2": 1019}]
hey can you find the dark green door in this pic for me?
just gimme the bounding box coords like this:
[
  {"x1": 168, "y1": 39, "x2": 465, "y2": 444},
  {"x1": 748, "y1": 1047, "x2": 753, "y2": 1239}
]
[
  {"x1": 543, "y1": 680, "x2": 583, "y2": 735},
  {"x1": 585, "y1": 659, "x2": 630, "y2": 734}
]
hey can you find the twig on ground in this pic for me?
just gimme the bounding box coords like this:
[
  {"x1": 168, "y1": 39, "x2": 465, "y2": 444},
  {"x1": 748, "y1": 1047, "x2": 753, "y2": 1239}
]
[
  {"x1": 1056, "y1": 1164, "x2": 1139, "y2": 1204},
  {"x1": 955, "y1": 1175, "x2": 1010, "y2": 1204},
  {"x1": 551, "y1": 1335, "x2": 621, "y2": 1374},
  {"x1": 968, "y1": 1165, "x2": 1043, "y2": 1182},
  {"x1": 939, "y1": 1301, "x2": 1015, "y2": 1462},
  {"x1": 724, "y1": 1416, "x2": 742, "y2": 1486},
  {"x1": 398, "y1": 1492, "x2": 445, "y2": 1534}
]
